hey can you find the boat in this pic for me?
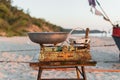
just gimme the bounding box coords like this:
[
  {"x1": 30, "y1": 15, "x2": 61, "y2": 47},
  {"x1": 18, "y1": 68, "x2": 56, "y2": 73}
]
[
  {"x1": 112, "y1": 25, "x2": 120, "y2": 50},
  {"x1": 88, "y1": 0, "x2": 120, "y2": 60}
]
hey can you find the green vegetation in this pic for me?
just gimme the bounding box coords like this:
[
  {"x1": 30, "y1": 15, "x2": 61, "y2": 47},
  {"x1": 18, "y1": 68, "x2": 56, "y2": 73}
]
[{"x1": 0, "y1": 0, "x2": 64, "y2": 36}]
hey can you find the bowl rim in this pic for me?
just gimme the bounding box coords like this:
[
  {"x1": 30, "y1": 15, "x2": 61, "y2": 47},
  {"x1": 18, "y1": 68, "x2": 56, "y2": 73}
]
[{"x1": 28, "y1": 32, "x2": 68, "y2": 34}]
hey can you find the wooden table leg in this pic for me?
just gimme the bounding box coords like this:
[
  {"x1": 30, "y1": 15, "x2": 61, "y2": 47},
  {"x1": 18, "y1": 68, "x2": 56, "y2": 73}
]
[
  {"x1": 75, "y1": 66, "x2": 80, "y2": 79},
  {"x1": 37, "y1": 67, "x2": 42, "y2": 80},
  {"x1": 81, "y1": 66, "x2": 87, "y2": 80}
]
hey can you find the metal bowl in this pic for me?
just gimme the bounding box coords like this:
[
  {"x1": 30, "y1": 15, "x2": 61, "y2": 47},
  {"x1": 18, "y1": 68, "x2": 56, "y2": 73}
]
[{"x1": 28, "y1": 32, "x2": 68, "y2": 45}]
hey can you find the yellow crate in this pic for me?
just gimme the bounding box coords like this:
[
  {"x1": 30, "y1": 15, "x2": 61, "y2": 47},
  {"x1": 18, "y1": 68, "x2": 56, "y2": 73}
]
[{"x1": 39, "y1": 49, "x2": 91, "y2": 61}]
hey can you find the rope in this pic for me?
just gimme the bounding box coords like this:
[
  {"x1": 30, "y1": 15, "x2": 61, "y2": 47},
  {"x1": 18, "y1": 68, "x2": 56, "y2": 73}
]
[
  {"x1": 86, "y1": 68, "x2": 120, "y2": 72},
  {"x1": 96, "y1": 0, "x2": 114, "y2": 26},
  {"x1": 0, "y1": 49, "x2": 39, "y2": 52},
  {"x1": 0, "y1": 60, "x2": 119, "y2": 63},
  {"x1": 0, "y1": 61, "x2": 35, "y2": 63},
  {"x1": 91, "y1": 44, "x2": 115, "y2": 47},
  {"x1": 0, "y1": 44, "x2": 115, "y2": 52}
]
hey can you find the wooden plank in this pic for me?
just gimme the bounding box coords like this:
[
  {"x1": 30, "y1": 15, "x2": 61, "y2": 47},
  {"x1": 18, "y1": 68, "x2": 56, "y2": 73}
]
[
  {"x1": 37, "y1": 66, "x2": 76, "y2": 69},
  {"x1": 30, "y1": 61, "x2": 96, "y2": 67},
  {"x1": 39, "y1": 79, "x2": 84, "y2": 80}
]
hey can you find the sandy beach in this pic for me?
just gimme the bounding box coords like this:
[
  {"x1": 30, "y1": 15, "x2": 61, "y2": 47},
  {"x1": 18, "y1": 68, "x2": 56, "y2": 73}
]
[{"x1": 0, "y1": 36, "x2": 120, "y2": 80}]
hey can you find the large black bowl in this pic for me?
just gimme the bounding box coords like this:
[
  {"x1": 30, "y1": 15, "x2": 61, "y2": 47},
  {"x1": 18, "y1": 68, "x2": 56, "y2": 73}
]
[{"x1": 28, "y1": 32, "x2": 68, "y2": 45}]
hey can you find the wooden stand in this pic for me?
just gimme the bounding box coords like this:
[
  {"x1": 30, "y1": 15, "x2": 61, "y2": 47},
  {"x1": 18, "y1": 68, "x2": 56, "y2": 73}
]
[
  {"x1": 29, "y1": 28, "x2": 96, "y2": 80},
  {"x1": 30, "y1": 60, "x2": 96, "y2": 80}
]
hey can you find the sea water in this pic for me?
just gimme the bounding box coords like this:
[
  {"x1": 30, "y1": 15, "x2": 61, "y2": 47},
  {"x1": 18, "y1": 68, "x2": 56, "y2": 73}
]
[{"x1": 71, "y1": 33, "x2": 112, "y2": 37}]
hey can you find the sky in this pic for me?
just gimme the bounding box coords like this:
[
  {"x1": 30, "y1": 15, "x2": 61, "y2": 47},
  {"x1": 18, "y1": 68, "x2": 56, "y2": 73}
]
[{"x1": 12, "y1": 0, "x2": 120, "y2": 31}]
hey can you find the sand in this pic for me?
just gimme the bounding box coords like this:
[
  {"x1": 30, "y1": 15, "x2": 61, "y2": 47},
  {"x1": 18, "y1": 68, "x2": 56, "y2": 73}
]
[{"x1": 0, "y1": 36, "x2": 120, "y2": 80}]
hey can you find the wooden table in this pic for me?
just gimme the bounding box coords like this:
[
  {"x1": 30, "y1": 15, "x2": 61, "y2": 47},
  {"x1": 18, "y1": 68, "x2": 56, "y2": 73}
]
[{"x1": 30, "y1": 60, "x2": 96, "y2": 80}]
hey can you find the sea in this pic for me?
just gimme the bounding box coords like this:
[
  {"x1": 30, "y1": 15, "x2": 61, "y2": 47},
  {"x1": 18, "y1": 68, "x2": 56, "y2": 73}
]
[{"x1": 71, "y1": 32, "x2": 112, "y2": 37}]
